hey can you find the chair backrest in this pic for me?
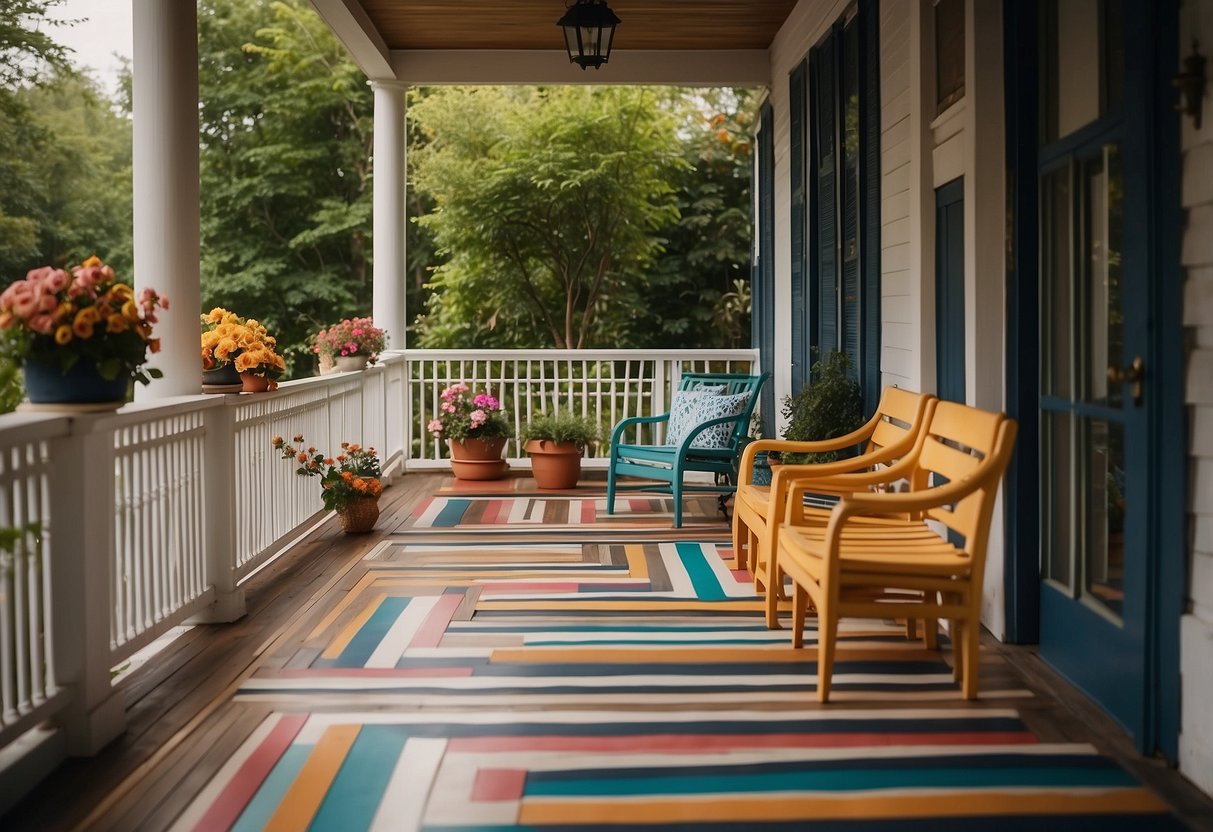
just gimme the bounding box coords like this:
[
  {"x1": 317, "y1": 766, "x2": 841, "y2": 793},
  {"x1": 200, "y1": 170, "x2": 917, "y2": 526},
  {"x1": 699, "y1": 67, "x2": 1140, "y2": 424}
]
[
  {"x1": 911, "y1": 401, "x2": 1018, "y2": 557},
  {"x1": 674, "y1": 372, "x2": 769, "y2": 449},
  {"x1": 859, "y1": 387, "x2": 936, "y2": 463}
]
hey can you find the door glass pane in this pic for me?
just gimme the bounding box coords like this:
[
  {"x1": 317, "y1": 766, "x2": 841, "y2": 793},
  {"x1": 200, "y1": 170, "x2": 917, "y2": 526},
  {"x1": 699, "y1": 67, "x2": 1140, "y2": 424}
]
[
  {"x1": 1083, "y1": 419, "x2": 1125, "y2": 621},
  {"x1": 1040, "y1": 0, "x2": 1125, "y2": 143},
  {"x1": 1041, "y1": 411, "x2": 1073, "y2": 588},
  {"x1": 1041, "y1": 166, "x2": 1071, "y2": 398},
  {"x1": 1083, "y1": 144, "x2": 1123, "y2": 406}
]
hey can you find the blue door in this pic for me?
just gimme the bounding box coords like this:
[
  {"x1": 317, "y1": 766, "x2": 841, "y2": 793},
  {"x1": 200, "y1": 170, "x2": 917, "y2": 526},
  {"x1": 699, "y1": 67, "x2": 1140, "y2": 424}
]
[
  {"x1": 1021, "y1": 0, "x2": 1182, "y2": 754},
  {"x1": 934, "y1": 178, "x2": 965, "y2": 404}
]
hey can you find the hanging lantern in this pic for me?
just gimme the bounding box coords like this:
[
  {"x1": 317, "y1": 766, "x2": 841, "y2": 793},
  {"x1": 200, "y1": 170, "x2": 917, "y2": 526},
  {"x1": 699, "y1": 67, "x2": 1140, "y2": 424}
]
[{"x1": 558, "y1": 0, "x2": 621, "y2": 70}]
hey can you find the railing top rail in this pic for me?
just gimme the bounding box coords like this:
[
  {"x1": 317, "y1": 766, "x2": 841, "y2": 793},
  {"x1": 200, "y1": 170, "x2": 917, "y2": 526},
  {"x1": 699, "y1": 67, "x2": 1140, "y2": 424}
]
[
  {"x1": 0, "y1": 411, "x2": 73, "y2": 444},
  {"x1": 401, "y1": 348, "x2": 759, "y2": 360}
]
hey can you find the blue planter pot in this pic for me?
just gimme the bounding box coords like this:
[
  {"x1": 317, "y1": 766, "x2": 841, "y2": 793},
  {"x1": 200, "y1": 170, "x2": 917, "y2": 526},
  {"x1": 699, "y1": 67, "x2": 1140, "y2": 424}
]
[{"x1": 23, "y1": 358, "x2": 130, "y2": 405}]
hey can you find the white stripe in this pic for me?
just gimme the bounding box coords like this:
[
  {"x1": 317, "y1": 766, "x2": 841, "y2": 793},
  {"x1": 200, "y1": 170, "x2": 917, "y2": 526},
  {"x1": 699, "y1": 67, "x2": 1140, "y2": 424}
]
[
  {"x1": 700, "y1": 543, "x2": 759, "y2": 598},
  {"x1": 242, "y1": 671, "x2": 956, "y2": 692},
  {"x1": 369, "y1": 737, "x2": 446, "y2": 832},
  {"x1": 411, "y1": 499, "x2": 447, "y2": 528},
  {"x1": 169, "y1": 713, "x2": 284, "y2": 832},
  {"x1": 234, "y1": 688, "x2": 1036, "y2": 709},
  {"x1": 657, "y1": 542, "x2": 696, "y2": 597},
  {"x1": 366, "y1": 595, "x2": 440, "y2": 668},
  {"x1": 398, "y1": 543, "x2": 583, "y2": 554},
  {"x1": 507, "y1": 498, "x2": 532, "y2": 524}
]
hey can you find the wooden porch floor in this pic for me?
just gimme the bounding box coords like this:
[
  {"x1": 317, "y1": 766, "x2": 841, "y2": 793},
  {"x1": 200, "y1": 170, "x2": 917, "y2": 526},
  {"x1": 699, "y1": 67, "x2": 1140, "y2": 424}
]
[{"x1": 4, "y1": 473, "x2": 1213, "y2": 830}]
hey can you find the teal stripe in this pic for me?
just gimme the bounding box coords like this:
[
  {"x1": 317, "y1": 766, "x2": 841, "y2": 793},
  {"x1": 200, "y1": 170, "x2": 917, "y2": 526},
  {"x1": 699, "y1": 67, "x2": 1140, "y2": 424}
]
[
  {"x1": 525, "y1": 639, "x2": 782, "y2": 646},
  {"x1": 309, "y1": 728, "x2": 408, "y2": 832},
  {"x1": 232, "y1": 745, "x2": 310, "y2": 832},
  {"x1": 676, "y1": 542, "x2": 726, "y2": 601},
  {"x1": 524, "y1": 765, "x2": 1139, "y2": 797},
  {"x1": 432, "y1": 498, "x2": 472, "y2": 527},
  {"x1": 336, "y1": 597, "x2": 410, "y2": 667}
]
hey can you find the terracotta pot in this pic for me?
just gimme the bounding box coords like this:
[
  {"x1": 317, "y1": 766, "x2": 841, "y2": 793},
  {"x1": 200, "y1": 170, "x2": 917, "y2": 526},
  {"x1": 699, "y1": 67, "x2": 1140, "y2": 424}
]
[
  {"x1": 240, "y1": 372, "x2": 271, "y2": 393},
  {"x1": 448, "y1": 437, "x2": 508, "y2": 481},
  {"x1": 524, "y1": 439, "x2": 583, "y2": 489},
  {"x1": 338, "y1": 495, "x2": 380, "y2": 534}
]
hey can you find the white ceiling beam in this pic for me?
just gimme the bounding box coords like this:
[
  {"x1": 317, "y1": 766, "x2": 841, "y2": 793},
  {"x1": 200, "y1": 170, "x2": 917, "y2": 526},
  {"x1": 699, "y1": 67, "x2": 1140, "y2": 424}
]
[
  {"x1": 391, "y1": 50, "x2": 771, "y2": 86},
  {"x1": 308, "y1": 0, "x2": 395, "y2": 80}
]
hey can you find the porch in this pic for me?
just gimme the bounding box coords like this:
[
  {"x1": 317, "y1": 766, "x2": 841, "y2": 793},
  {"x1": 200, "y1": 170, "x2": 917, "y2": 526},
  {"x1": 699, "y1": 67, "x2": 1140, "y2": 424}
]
[{"x1": 2, "y1": 458, "x2": 1211, "y2": 829}]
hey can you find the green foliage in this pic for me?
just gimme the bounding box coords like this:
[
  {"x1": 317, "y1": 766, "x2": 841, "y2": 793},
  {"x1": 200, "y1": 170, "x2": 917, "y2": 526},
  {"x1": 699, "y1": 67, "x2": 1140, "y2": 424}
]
[
  {"x1": 780, "y1": 352, "x2": 864, "y2": 464},
  {"x1": 629, "y1": 89, "x2": 756, "y2": 347},
  {"x1": 0, "y1": 1, "x2": 71, "y2": 89},
  {"x1": 197, "y1": 0, "x2": 374, "y2": 375},
  {"x1": 0, "y1": 69, "x2": 133, "y2": 282},
  {"x1": 411, "y1": 86, "x2": 687, "y2": 349},
  {"x1": 0, "y1": 357, "x2": 23, "y2": 413},
  {"x1": 522, "y1": 412, "x2": 599, "y2": 448}
]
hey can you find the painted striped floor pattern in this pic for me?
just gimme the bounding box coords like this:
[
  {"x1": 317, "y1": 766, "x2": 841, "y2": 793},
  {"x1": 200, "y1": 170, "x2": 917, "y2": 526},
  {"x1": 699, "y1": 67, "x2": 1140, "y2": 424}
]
[{"x1": 167, "y1": 496, "x2": 1186, "y2": 829}]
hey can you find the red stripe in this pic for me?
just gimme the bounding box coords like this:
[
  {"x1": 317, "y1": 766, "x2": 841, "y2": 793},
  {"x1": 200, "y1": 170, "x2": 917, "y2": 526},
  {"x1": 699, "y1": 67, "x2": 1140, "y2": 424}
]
[
  {"x1": 627, "y1": 499, "x2": 652, "y2": 512},
  {"x1": 409, "y1": 594, "x2": 464, "y2": 648},
  {"x1": 448, "y1": 731, "x2": 1039, "y2": 754},
  {"x1": 269, "y1": 667, "x2": 474, "y2": 678},
  {"x1": 411, "y1": 496, "x2": 434, "y2": 519},
  {"x1": 581, "y1": 500, "x2": 596, "y2": 524},
  {"x1": 191, "y1": 713, "x2": 307, "y2": 832},
  {"x1": 470, "y1": 768, "x2": 527, "y2": 801},
  {"x1": 480, "y1": 500, "x2": 503, "y2": 525}
]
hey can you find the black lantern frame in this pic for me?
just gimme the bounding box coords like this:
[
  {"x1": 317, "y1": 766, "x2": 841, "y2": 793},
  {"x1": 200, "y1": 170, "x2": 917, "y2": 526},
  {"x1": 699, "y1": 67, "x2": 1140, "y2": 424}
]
[{"x1": 558, "y1": 0, "x2": 621, "y2": 70}]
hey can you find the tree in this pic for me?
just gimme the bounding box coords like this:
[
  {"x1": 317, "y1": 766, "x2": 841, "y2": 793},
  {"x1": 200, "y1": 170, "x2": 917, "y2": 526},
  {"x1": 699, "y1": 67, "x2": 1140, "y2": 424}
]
[
  {"x1": 197, "y1": 0, "x2": 374, "y2": 372},
  {"x1": 411, "y1": 86, "x2": 686, "y2": 349}
]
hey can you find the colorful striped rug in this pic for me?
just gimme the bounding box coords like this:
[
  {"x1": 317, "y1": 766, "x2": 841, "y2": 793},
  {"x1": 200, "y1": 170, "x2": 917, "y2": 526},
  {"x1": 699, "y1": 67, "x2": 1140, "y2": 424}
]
[
  {"x1": 401, "y1": 494, "x2": 730, "y2": 533},
  {"x1": 162, "y1": 491, "x2": 1186, "y2": 830}
]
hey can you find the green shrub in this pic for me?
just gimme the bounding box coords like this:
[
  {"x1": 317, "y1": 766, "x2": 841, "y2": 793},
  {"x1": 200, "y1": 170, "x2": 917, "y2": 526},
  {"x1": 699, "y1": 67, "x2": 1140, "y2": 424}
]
[
  {"x1": 779, "y1": 351, "x2": 864, "y2": 464},
  {"x1": 523, "y1": 413, "x2": 599, "y2": 449}
]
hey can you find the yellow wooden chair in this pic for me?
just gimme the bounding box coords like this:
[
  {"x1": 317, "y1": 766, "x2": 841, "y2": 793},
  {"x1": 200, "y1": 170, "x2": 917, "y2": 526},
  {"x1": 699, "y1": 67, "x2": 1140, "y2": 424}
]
[
  {"x1": 776, "y1": 401, "x2": 1018, "y2": 702},
  {"x1": 732, "y1": 388, "x2": 936, "y2": 629}
]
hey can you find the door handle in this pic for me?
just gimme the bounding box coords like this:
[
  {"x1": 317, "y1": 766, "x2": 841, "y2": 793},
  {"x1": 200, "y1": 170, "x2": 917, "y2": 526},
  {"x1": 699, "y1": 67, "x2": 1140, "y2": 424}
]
[{"x1": 1107, "y1": 356, "x2": 1144, "y2": 406}]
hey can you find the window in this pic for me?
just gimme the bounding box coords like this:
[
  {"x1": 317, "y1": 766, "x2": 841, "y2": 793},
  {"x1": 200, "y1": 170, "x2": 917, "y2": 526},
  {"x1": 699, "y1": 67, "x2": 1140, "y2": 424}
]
[{"x1": 935, "y1": 0, "x2": 965, "y2": 115}]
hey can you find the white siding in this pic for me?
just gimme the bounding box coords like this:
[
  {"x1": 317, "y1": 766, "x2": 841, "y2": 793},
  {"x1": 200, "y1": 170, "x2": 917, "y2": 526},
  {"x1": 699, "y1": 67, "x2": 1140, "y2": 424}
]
[
  {"x1": 880, "y1": 0, "x2": 914, "y2": 391},
  {"x1": 1180, "y1": 0, "x2": 1213, "y2": 795}
]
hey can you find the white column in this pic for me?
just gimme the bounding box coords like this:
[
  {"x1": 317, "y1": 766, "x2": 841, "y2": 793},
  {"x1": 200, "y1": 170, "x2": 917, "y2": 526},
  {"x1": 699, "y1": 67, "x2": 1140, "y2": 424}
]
[
  {"x1": 372, "y1": 81, "x2": 408, "y2": 349},
  {"x1": 132, "y1": 0, "x2": 201, "y2": 399}
]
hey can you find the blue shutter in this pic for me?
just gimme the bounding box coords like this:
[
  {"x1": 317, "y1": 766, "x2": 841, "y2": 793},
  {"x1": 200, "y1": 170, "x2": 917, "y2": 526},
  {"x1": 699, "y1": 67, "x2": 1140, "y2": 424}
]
[
  {"x1": 789, "y1": 61, "x2": 809, "y2": 393},
  {"x1": 811, "y1": 37, "x2": 838, "y2": 368},
  {"x1": 858, "y1": 0, "x2": 882, "y2": 413}
]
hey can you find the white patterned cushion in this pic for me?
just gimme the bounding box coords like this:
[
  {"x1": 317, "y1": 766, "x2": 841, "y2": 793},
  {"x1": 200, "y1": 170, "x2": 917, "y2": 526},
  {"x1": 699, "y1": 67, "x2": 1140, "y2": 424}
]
[{"x1": 665, "y1": 391, "x2": 751, "y2": 449}]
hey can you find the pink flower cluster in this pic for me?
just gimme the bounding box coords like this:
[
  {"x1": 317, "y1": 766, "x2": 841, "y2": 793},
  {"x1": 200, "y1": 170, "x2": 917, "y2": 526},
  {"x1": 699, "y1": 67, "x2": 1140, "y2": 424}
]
[
  {"x1": 426, "y1": 382, "x2": 511, "y2": 442},
  {"x1": 312, "y1": 316, "x2": 387, "y2": 361}
]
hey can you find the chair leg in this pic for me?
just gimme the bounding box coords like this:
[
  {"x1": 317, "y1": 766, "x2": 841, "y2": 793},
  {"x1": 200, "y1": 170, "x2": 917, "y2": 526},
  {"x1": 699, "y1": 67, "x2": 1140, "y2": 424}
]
[
  {"x1": 731, "y1": 514, "x2": 746, "y2": 571},
  {"x1": 816, "y1": 601, "x2": 838, "y2": 704},
  {"x1": 671, "y1": 475, "x2": 683, "y2": 528},
  {"x1": 606, "y1": 462, "x2": 617, "y2": 516},
  {"x1": 764, "y1": 570, "x2": 782, "y2": 631},
  {"x1": 961, "y1": 615, "x2": 981, "y2": 700}
]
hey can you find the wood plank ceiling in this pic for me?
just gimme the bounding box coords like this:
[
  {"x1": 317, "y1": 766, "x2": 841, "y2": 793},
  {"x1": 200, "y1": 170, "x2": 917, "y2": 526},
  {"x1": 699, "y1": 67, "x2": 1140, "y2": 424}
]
[{"x1": 358, "y1": 1, "x2": 800, "y2": 51}]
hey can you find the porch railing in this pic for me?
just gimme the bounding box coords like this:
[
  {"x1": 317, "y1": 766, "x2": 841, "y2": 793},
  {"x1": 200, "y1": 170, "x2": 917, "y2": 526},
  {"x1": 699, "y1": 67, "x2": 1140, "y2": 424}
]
[
  {"x1": 0, "y1": 346, "x2": 753, "y2": 811},
  {"x1": 403, "y1": 349, "x2": 758, "y2": 466}
]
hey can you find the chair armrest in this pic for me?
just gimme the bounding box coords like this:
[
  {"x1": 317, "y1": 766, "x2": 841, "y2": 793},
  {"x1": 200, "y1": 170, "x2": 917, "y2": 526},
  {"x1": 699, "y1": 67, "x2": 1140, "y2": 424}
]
[{"x1": 610, "y1": 412, "x2": 671, "y2": 446}]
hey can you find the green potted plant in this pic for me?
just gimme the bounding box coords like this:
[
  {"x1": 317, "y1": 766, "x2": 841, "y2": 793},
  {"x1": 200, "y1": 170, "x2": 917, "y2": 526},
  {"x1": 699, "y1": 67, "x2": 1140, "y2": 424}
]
[
  {"x1": 427, "y1": 383, "x2": 513, "y2": 480},
  {"x1": 523, "y1": 412, "x2": 598, "y2": 489},
  {"x1": 777, "y1": 351, "x2": 864, "y2": 464}
]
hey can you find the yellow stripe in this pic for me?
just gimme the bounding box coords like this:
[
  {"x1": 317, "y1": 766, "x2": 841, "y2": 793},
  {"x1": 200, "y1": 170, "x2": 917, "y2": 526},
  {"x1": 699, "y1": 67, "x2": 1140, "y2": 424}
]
[
  {"x1": 518, "y1": 788, "x2": 1170, "y2": 824},
  {"x1": 264, "y1": 723, "x2": 360, "y2": 832},
  {"x1": 307, "y1": 571, "x2": 383, "y2": 639},
  {"x1": 321, "y1": 593, "x2": 387, "y2": 659},
  {"x1": 625, "y1": 544, "x2": 649, "y2": 580}
]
